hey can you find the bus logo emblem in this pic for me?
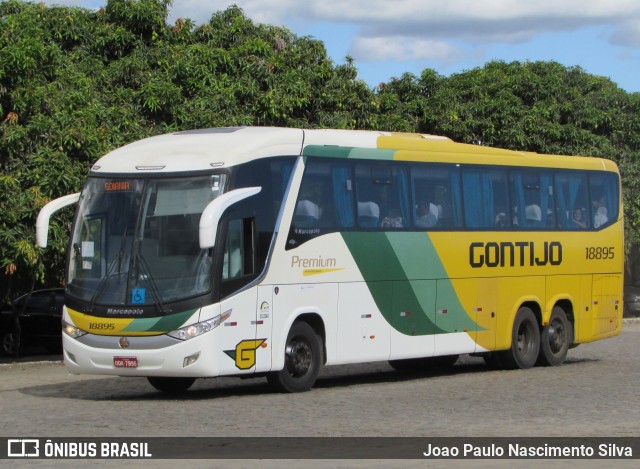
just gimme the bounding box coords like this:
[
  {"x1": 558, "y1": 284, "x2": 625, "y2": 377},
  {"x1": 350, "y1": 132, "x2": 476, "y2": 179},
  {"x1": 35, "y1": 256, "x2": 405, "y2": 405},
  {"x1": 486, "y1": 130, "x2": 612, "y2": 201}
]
[{"x1": 224, "y1": 339, "x2": 266, "y2": 370}]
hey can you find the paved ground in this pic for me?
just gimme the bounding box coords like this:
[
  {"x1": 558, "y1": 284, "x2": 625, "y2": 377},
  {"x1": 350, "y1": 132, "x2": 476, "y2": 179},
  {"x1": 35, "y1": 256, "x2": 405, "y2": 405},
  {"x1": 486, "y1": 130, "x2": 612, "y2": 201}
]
[{"x1": 2, "y1": 320, "x2": 639, "y2": 468}]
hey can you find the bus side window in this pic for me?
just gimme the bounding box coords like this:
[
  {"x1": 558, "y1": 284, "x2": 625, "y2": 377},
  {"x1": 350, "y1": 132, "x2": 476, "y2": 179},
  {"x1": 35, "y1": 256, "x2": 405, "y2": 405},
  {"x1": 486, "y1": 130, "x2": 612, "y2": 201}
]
[
  {"x1": 410, "y1": 164, "x2": 461, "y2": 229},
  {"x1": 462, "y1": 168, "x2": 508, "y2": 229},
  {"x1": 555, "y1": 173, "x2": 589, "y2": 229},
  {"x1": 510, "y1": 170, "x2": 554, "y2": 229},
  {"x1": 331, "y1": 164, "x2": 355, "y2": 228},
  {"x1": 222, "y1": 218, "x2": 256, "y2": 284},
  {"x1": 355, "y1": 163, "x2": 409, "y2": 230},
  {"x1": 590, "y1": 173, "x2": 619, "y2": 229}
]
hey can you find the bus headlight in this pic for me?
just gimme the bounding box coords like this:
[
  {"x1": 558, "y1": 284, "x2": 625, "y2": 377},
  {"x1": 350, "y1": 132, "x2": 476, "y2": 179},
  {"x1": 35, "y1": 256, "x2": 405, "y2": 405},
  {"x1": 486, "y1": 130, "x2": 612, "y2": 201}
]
[
  {"x1": 62, "y1": 320, "x2": 87, "y2": 339},
  {"x1": 167, "y1": 311, "x2": 231, "y2": 341}
]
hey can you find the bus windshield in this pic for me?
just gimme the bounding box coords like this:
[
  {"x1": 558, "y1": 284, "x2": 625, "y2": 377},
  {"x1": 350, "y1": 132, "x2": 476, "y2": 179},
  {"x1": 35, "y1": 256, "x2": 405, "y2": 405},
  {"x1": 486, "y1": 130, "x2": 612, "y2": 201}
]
[{"x1": 67, "y1": 174, "x2": 226, "y2": 310}]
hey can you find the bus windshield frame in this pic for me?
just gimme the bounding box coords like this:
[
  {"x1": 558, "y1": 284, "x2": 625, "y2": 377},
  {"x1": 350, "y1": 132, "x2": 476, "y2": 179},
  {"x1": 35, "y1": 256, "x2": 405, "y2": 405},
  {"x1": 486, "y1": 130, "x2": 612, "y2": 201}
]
[{"x1": 66, "y1": 173, "x2": 227, "y2": 314}]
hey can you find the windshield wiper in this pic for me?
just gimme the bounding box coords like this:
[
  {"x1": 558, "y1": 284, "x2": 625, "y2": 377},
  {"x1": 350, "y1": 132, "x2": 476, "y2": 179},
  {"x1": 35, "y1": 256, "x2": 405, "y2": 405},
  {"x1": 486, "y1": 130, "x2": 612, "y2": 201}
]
[{"x1": 88, "y1": 226, "x2": 129, "y2": 312}]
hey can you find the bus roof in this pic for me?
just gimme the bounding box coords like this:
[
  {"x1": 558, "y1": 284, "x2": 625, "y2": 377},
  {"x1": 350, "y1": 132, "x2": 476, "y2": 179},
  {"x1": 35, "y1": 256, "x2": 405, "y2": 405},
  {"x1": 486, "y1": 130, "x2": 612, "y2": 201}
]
[{"x1": 89, "y1": 127, "x2": 618, "y2": 174}]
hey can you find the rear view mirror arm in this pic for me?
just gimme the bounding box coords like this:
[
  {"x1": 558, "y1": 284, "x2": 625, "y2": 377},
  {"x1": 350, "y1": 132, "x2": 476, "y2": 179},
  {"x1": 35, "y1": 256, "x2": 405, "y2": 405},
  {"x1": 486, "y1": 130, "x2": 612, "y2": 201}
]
[
  {"x1": 36, "y1": 193, "x2": 81, "y2": 248},
  {"x1": 199, "y1": 187, "x2": 261, "y2": 249}
]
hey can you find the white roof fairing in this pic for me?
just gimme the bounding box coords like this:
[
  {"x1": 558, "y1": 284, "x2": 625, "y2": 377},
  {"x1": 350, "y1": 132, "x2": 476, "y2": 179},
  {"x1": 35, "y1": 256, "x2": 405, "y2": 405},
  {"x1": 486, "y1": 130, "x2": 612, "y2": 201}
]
[
  {"x1": 302, "y1": 128, "x2": 389, "y2": 148},
  {"x1": 90, "y1": 127, "x2": 397, "y2": 174},
  {"x1": 90, "y1": 127, "x2": 305, "y2": 173}
]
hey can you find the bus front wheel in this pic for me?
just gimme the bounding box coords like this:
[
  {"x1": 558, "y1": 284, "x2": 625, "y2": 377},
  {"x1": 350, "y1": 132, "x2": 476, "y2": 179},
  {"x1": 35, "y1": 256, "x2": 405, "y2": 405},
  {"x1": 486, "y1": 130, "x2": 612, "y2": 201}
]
[
  {"x1": 537, "y1": 306, "x2": 572, "y2": 366},
  {"x1": 267, "y1": 321, "x2": 322, "y2": 393},
  {"x1": 500, "y1": 307, "x2": 540, "y2": 369},
  {"x1": 147, "y1": 377, "x2": 196, "y2": 393}
]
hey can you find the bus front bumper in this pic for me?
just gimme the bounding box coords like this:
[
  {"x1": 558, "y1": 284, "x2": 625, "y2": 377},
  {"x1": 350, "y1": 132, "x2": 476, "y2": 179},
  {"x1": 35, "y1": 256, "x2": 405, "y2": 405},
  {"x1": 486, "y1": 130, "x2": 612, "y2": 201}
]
[{"x1": 62, "y1": 331, "x2": 222, "y2": 378}]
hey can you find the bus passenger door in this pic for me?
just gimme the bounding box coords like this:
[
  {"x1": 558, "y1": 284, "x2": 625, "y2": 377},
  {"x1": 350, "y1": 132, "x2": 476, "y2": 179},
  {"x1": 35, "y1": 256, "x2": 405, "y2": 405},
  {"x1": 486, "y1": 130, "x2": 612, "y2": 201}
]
[{"x1": 216, "y1": 217, "x2": 261, "y2": 376}]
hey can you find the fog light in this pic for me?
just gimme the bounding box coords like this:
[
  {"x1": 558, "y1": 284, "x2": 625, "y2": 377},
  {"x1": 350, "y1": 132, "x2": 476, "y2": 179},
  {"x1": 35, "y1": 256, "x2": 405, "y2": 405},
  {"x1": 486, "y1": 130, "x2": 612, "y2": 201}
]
[
  {"x1": 66, "y1": 351, "x2": 77, "y2": 365},
  {"x1": 183, "y1": 353, "x2": 200, "y2": 368}
]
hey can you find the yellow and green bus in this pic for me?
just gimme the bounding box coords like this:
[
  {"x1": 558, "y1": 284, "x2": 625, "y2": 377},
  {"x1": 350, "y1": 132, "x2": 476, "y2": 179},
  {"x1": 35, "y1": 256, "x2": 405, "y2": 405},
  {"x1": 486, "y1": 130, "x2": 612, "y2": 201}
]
[{"x1": 37, "y1": 127, "x2": 623, "y2": 392}]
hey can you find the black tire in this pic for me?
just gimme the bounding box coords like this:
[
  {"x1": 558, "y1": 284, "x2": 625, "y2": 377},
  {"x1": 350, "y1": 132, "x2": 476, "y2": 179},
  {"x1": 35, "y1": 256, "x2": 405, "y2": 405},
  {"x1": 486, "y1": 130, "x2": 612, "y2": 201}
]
[
  {"x1": 537, "y1": 306, "x2": 572, "y2": 366},
  {"x1": 147, "y1": 377, "x2": 196, "y2": 393},
  {"x1": 389, "y1": 354, "x2": 459, "y2": 371},
  {"x1": 499, "y1": 307, "x2": 540, "y2": 370},
  {"x1": 1, "y1": 329, "x2": 18, "y2": 357},
  {"x1": 267, "y1": 321, "x2": 322, "y2": 393}
]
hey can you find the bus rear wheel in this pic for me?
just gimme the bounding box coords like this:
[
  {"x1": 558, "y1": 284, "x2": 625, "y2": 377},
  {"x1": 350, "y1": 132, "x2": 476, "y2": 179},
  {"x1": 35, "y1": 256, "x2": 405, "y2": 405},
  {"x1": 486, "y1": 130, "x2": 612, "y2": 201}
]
[
  {"x1": 500, "y1": 307, "x2": 540, "y2": 369},
  {"x1": 537, "y1": 306, "x2": 572, "y2": 366},
  {"x1": 267, "y1": 321, "x2": 322, "y2": 393},
  {"x1": 147, "y1": 377, "x2": 196, "y2": 393}
]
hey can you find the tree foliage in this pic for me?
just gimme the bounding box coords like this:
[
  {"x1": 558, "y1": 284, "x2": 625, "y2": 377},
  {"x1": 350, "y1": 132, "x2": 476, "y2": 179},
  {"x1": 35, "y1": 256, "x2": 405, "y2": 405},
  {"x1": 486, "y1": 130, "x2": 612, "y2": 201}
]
[{"x1": 1, "y1": 0, "x2": 639, "y2": 300}]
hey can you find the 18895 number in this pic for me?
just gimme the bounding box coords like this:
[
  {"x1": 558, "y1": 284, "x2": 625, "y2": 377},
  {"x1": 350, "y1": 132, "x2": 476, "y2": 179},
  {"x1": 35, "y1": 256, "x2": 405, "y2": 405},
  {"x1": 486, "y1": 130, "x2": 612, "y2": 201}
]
[
  {"x1": 89, "y1": 323, "x2": 115, "y2": 331},
  {"x1": 585, "y1": 246, "x2": 615, "y2": 260}
]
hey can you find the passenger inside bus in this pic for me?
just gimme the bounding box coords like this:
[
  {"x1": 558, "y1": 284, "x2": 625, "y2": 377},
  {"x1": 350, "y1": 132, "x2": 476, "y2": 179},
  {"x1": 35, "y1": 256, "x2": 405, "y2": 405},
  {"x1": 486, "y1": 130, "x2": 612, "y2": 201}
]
[
  {"x1": 415, "y1": 201, "x2": 439, "y2": 228},
  {"x1": 572, "y1": 208, "x2": 587, "y2": 229},
  {"x1": 594, "y1": 206, "x2": 609, "y2": 228},
  {"x1": 380, "y1": 207, "x2": 403, "y2": 228},
  {"x1": 357, "y1": 201, "x2": 380, "y2": 227},
  {"x1": 525, "y1": 204, "x2": 542, "y2": 226},
  {"x1": 294, "y1": 199, "x2": 321, "y2": 227}
]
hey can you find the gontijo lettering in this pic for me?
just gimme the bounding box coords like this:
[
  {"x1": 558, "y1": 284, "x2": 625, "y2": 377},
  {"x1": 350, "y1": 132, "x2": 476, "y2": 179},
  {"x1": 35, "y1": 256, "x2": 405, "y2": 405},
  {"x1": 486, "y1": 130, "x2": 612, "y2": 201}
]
[{"x1": 470, "y1": 241, "x2": 562, "y2": 268}]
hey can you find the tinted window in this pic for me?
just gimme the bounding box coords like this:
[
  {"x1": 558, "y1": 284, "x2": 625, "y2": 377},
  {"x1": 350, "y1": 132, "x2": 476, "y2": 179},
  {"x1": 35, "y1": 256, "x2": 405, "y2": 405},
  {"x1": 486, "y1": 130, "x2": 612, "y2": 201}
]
[
  {"x1": 232, "y1": 157, "x2": 296, "y2": 267},
  {"x1": 411, "y1": 164, "x2": 461, "y2": 229},
  {"x1": 355, "y1": 163, "x2": 409, "y2": 229},
  {"x1": 555, "y1": 172, "x2": 589, "y2": 229},
  {"x1": 222, "y1": 218, "x2": 255, "y2": 281},
  {"x1": 510, "y1": 170, "x2": 555, "y2": 229},
  {"x1": 589, "y1": 173, "x2": 619, "y2": 229},
  {"x1": 286, "y1": 156, "x2": 620, "y2": 246},
  {"x1": 462, "y1": 168, "x2": 509, "y2": 229},
  {"x1": 30, "y1": 292, "x2": 54, "y2": 310}
]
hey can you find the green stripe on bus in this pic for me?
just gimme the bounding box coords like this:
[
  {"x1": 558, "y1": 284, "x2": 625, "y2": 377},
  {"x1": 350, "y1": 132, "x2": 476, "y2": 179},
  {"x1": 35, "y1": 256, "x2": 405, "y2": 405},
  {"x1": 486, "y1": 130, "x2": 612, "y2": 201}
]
[
  {"x1": 303, "y1": 145, "x2": 395, "y2": 160},
  {"x1": 303, "y1": 145, "x2": 352, "y2": 158},
  {"x1": 341, "y1": 232, "x2": 479, "y2": 335},
  {"x1": 121, "y1": 309, "x2": 197, "y2": 333}
]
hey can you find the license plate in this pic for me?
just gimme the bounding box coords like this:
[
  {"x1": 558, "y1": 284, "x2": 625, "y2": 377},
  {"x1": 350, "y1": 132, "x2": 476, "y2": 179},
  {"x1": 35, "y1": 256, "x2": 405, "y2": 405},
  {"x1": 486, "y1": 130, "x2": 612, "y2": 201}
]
[{"x1": 114, "y1": 356, "x2": 138, "y2": 368}]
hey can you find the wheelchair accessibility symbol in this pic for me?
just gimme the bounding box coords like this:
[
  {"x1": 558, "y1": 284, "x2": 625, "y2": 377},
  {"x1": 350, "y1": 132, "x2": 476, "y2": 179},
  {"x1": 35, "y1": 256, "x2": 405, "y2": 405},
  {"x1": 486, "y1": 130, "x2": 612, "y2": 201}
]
[{"x1": 131, "y1": 288, "x2": 146, "y2": 304}]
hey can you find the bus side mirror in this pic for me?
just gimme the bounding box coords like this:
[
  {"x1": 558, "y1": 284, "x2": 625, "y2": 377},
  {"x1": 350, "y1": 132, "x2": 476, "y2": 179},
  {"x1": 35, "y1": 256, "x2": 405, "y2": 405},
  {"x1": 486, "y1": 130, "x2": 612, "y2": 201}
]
[
  {"x1": 36, "y1": 193, "x2": 81, "y2": 248},
  {"x1": 199, "y1": 187, "x2": 261, "y2": 249}
]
